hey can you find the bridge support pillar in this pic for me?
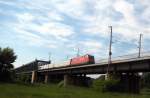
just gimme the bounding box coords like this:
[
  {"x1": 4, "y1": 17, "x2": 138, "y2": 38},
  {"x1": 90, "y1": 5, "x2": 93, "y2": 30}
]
[
  {"x1": 63, "y1": 74, "x2": 92, "y2": 87},
  {"x1": 120, "y1": 73, "x2": 140, "y2": 93},
  {"x1": 31, "y1": 71, "x2": 37, "y2": 84},
  {"x1": 44, "y1": 73, "x2": 49, "y2": 84},
  {"x1": 129, "y1": 73, "x2": 140, "y2": 93},
  {"x1": 64, "y1": 75, "x2": 72, "y2": 87}
]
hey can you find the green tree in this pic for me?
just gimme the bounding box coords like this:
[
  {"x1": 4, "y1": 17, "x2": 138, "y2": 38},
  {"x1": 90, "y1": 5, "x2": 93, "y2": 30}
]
[{"x1": 0, "y1": 47, "x2": 17, "y2": 81}]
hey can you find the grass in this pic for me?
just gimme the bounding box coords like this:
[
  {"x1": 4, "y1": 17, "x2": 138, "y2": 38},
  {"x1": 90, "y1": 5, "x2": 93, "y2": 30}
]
[{"x1": 0, "y1": 83, "x2": 150, "y2": 98}]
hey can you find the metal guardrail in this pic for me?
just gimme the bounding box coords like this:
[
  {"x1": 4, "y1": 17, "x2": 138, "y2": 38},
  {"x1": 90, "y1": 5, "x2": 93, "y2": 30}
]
[
  {"x1": 37, "y1": 51, "x2": 150, "y2": 72},
  {"x1": 95, "y1": 51, "x2": 150, "y2": 64}
]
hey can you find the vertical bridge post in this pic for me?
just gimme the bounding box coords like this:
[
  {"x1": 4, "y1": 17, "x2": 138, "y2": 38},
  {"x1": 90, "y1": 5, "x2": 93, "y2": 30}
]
[
  {"x1": 44, "y1": 72, "x2": 49, "y2": 84},
  {"x1": 64, "y1": 74, "x2": 75, "y2": 87},
  {"x1": 64, "y1": 74, "x2": 70, "y2": 87},
  {"x1": 31, "y1": 71, "x2": 37, "y2": 84}
]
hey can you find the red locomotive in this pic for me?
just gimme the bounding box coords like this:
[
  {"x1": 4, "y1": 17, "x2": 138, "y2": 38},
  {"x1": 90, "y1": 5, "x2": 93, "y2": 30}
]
[{"x1": 70, "y1": 54, "x2": 95, "y2": 66}]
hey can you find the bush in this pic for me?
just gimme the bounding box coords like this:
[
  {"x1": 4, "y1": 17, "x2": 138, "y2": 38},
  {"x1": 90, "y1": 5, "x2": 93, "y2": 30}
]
[
  {"x1": 93, "y1": 76, "x2": 120, "y2": 92},
  {"x1": 103, "y1": 79, "x2": 120, "y2": 92},
  {"x1": 93, "y1": 79, "x2": 105, "y2": 92},
  {"x1": 15, "y1": 74, "x2": 31, "y2": 84}
]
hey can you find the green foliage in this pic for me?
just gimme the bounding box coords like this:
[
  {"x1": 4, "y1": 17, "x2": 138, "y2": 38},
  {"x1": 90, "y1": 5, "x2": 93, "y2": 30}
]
[
  {"x1": 0, "y1": 83, "x2": 149, "y2": 98},
  {"x1": 93, "y1": 75, "x2": 120, "y2": 92},
  {"x1": 0, "y1": 47, "x2": 17, "y2": 82},
  {"x1": 16, "y1": 74, "x2": 31, "y2": 84},
  {"x1": 93, "y1": 79, "x2": 106, "y2": 92},
  {"x1": 103, "y1": 78, "x2": 120, "y2": 92},
  {"x1": 0, "y1": 47, "x2": 17, "y2": 68}
]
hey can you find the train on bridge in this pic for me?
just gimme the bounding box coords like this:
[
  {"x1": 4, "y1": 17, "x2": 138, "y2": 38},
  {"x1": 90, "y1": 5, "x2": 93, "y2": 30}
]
[
  {"x1": 39, "y1": 54, "x2": 95, "y2": 70},
  {"x1": 15, "y1": 54, "x2": 95, "y2": 73}
]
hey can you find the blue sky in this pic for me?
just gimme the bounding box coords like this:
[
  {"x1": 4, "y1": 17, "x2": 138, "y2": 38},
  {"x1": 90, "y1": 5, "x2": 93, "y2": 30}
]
[{"x1": 0, "y1": 0, "x2": 150, "y2": 68}]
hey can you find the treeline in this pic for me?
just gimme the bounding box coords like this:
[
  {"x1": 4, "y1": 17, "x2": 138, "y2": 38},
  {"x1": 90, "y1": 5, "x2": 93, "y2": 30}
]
[
  {"x1": 93, "y1": 73, "x2": 150, "y2": 93},
  {"x1": 0, "y1": 47, "x2": 17, "y2": 82}
]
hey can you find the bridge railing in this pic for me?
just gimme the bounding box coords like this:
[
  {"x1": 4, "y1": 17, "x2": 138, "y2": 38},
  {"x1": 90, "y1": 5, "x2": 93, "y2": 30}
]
[{"x1": 95, "y1": 51, "x2": 150, "y2": 64}]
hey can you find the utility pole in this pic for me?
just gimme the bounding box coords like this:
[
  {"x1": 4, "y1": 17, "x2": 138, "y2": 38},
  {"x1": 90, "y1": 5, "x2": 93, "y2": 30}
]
[
  {"x1": 66, "y1": 55, "x2": 69, "y2": 60},
  {"x1": 106, "y1": 26, "x2": 113, "y2": 78},
  {"x1": 138, "y1": 34, "x2": 142, "y2": 58},
  {"x1": 77, "y1": 47, "x2": 80, "y2": 57},
  {"x1": 48, "y1": 52, "x2": 51, "y2": 62}
]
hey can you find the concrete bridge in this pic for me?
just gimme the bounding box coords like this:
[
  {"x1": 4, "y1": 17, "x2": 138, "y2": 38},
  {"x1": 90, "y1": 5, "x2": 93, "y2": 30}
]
[{"x1": 15, "y1": 52, "x2": 150, "y2": 93}]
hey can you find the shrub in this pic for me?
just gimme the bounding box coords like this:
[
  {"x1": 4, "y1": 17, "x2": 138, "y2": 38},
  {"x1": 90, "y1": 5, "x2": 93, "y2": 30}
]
[
  {"x1": 93, "y1": 79, "x2": 105, "y2": 92},
  {"x1": 15, "y1": 74, "x2": 31, "y2": 84},
  {"x1": 93, "y1": 76, "x2": 120, "y2": 92},
  {"x1": 103, "y1": 78, "x2": 120, "y2": 92}
]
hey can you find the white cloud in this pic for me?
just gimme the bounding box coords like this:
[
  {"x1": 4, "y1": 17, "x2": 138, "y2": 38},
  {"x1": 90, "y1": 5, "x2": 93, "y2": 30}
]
[
  {"x1": 0, "y1": 0, "x2": 16, "y2": 6},
  {"x1": 13, "y1": 0, "x2": 149, "y2": 53},
  {"x1": 1, "y1": 0, "x2": 150, "y2": 67},
  {"x1": 52, "y1": 0, "x2": 85, "y2": 20},
  {"x1": 14, "y1": 12, "x2": 75, "y2": 43},
  {"x1": 5, "y1": 0, "x2": 149, "y2": 42},
  {"x1": 113, "y1": 0, "x2": 136, "y2": 26},
  {"x1": 47, "y1": 11, "x2": 63, "y2": 21},
  {"x1": 13, "y1": 27, "x2": 57, "y2": 48},
  {"x1": 16, "y1": 13, "x2": 34, "y2": 23},
  {"x1": 67, "y1": 39, "x2": 106, "y2": 57},
  {"x1": 36, "y1": 22, "x2": 74, "y2": 38},
  {"x1": 82, "y1": 0, "x2": 150, "y2": 41}
]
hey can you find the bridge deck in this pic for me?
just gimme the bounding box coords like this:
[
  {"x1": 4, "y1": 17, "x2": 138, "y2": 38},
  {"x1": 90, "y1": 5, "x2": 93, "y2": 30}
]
[
  {"x1": 38, "y1": 55, "x2": 150, "y2": 74},
  {"x1": 15, "y1": 52, "x2": 150, "y2": 74}
]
